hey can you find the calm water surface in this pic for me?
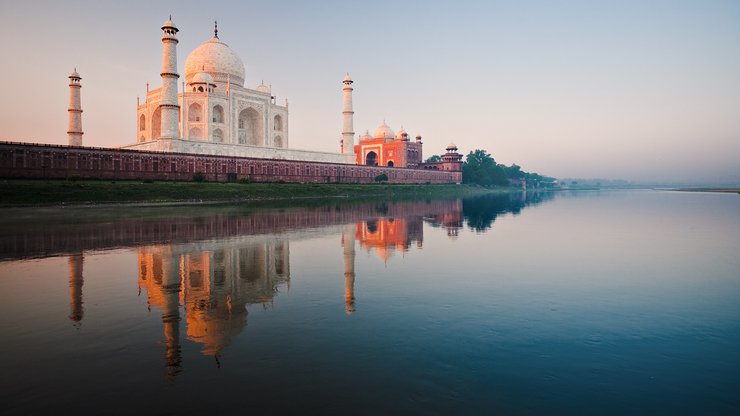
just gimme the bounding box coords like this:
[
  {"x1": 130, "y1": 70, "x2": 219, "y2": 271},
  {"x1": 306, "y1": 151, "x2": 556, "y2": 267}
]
[{"x1": 0, "y1": 190, "x2": 738, "y2": 415}]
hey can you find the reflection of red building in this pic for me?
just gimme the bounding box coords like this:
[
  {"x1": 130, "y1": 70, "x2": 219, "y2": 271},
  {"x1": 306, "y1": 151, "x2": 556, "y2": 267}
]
[
  {"x1": 355, "y1": 218, "x2": 423, "y2": 263},
  {"x1": 424, "y1": 199, "x2": 464, "y2": 239}
]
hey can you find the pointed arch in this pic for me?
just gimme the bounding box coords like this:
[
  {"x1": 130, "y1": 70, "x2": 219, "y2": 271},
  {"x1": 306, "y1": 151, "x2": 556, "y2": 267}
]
[
  {"x1": 151, "y1": 107, "x2": 161, "y2": 140},
  {"x1": 274, "y1": 114, "x2": 283, "y2": 131},
  {"x1": 274, "y1": 135, "x2": 283, "y2": 148},
  {"x1": 365, "y1": 151, "x2": 377, "y2": 166},
  {"x1": 188, "y1": 103, "x2": 202, "y2": 122},
  {"x1": 139, "y1": 114, "x2": 146, "y2": 131},
  {"x1": 213, "y1": 105, "x2": 224, "y2": 123},
  {"x1": 188, "y1": 127, "x2": 202, "y2": 140},
  {"x1": 212, "y1": 128, "x2": 224, "y2": 143},
  {"x1": 238, "y1": 107, "x2": 263, "y2": 146}
]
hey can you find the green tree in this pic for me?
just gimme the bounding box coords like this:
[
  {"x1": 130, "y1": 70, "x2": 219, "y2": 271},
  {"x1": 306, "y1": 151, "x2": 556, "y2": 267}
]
[
  {"x1": 462, "y1": 149, "x2": 508, "y2": 186},
  {"x1": 425, "y1": 155, "x2": 442, "y2": 163}
]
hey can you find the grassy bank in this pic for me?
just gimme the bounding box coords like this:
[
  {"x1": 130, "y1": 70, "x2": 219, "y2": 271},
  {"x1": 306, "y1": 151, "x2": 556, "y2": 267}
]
[{"x1": 0, "y1": 179, "x2": 505, "y2": 207}]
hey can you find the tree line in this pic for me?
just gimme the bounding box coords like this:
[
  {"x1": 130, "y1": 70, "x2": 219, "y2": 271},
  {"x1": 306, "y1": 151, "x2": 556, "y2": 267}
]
[{"x1": 426, "y1": 149, "x2": 556, "y2": 188}]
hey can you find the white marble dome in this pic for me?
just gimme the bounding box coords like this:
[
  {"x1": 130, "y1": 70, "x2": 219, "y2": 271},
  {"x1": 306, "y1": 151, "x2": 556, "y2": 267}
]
[
  {"x1": 185, "y1": 37, "x2": 245, "y2": 87},
  {"x1": 374, "y1": 121, "x2": 395, "y2": 139}
]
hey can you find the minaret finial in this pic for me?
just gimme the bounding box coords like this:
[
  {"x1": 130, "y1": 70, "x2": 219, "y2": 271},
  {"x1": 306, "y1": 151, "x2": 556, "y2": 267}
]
[
  {"x1": 169, "y1": 14, "x2": 172, "y2": 20},
  {"x1": 214, "y1": 20, "x2": 218, "y2": 38}
]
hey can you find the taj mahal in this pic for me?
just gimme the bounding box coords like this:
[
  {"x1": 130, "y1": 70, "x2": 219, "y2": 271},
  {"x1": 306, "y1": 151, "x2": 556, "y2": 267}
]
[
  {"x1": 0, "y1": 17, "x2": 463, "y2": 183},
  {"x1": 124, "y1": 19, "x2": 353, "y2": 164},
  {"x1": 121, "y1": 18, "x2": 462, "y2": 170}
]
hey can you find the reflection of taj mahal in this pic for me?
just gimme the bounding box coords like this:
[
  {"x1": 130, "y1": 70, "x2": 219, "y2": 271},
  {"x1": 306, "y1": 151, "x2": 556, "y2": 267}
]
[
  {"x1": 136, "y1": 238, "x2": 290, "y2": 376},
  {"x1": 58, "y1": 199, "x2": 465, "y2": 377}
]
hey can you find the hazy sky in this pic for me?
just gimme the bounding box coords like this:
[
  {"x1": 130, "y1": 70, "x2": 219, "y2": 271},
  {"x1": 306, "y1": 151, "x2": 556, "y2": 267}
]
[{"x1": 0, "y1": 0, "x2": 738, "y2": 182}]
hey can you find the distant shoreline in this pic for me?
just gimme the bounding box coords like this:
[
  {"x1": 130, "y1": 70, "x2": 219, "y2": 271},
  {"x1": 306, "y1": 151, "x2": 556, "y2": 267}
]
[{"x1": 674, "y1": 188, "x2": 740, "y2": 194}]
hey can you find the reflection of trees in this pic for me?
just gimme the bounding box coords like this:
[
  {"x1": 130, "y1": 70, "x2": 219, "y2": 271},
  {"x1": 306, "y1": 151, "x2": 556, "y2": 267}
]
[{"x1": 462, "y1": 191, "x2": 555, "y2": 232}]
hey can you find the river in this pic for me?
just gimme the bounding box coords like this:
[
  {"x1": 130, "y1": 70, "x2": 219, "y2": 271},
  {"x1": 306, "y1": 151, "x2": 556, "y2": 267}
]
[{"x1": 0, "y1": 190, "x2": 738, "y2": 415}]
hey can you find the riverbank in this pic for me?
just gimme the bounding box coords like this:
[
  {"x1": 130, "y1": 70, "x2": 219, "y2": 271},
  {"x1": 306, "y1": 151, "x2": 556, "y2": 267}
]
[
  {"x1": 675, "y1": 188, "x2": 740, "y2": 194},
  {"x1": 0, "y1": 179, "x2": 506, "y2": 207}
]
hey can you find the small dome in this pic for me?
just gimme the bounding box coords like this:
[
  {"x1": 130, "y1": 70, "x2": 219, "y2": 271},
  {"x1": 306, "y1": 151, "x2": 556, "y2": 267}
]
[
  {"x1": 69, "y1": 69, "x2": 81, "y2": 79},
  {"x1": 162, "y1": 19, "x2": 178, "y2": 31},
  {"x1": 343, "y1": 73, "x2": 353, "y2": 83},
  {"x1": 446, "y1": 142, "x2": 458, "y2": 151},
  {"x1": 395, "y1": 127, "x2": 409, "y2": 141},
  {"x1": 360, "y1": 130, "x2": 372, "y2": 141},
  {"x1": 191, "y1": 71, "x2": 214, "y2": 85},
  {"x1": 185, "y1": 36, "x2": 245, "y2": 87},
  {"x1": 256, "y1": 82, "x2": 270, "y2": 94},
  {"x1": 374, "y1": 121, "x2": 395, "y2": 139}
]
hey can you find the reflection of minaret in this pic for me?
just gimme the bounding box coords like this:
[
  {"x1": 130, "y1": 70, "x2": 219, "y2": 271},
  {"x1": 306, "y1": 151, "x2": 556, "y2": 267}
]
[
  {"x1": 139, "y1": 249, "x2": 183, "y2": 378},
  {"x1": 342, "y1": 224, "x2": 356, "y2": 314},
  {"x1": 68, "y1": 253, "x2": 84, "y2": 324},
  {"x1": 161, "y1": 255, "x2": 182, "y2": 379},
  {"x1": 138, "y1": 240, "x2": 291, "y2": 373}
]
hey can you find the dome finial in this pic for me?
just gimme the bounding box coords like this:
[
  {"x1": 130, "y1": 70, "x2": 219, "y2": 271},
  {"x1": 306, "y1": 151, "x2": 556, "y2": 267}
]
[{"x1": 214, "y1": 20, "x2": 218, "y2": 38}]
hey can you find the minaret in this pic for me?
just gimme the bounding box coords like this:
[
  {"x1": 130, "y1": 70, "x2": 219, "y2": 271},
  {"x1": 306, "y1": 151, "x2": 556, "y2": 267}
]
[
  {"x1": 342, "y1": 224, "x2": 356, "y2": 314},
  {"x1": 159, "y1": 17, "x2": 180, "y2": 140},
  {"x1": 341, "y1": 74, "x2": 354, "y2": 155},
  {"x1": 67, "y1": 69, "x2": 83, "y2": 146},
  {"x1": 68, "y1": 253, "x2": 84, "y2": 324}
]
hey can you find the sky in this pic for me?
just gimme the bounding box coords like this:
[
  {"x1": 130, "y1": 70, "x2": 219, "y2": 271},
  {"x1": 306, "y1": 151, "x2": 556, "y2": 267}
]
[{"x1": 0, "y1": 0, "x2": 738, "y2": 182}]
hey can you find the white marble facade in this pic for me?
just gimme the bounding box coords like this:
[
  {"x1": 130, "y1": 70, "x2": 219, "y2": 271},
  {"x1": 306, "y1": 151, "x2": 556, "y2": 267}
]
[{"x1": 126, "y1": 21, "x2": 353, "y2": 165}]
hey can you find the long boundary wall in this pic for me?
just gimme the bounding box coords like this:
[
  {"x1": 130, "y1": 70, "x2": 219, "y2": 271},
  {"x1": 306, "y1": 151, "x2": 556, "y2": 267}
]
[{"x1": 0, "y1": 142, "x2": 462, "y2": 184}]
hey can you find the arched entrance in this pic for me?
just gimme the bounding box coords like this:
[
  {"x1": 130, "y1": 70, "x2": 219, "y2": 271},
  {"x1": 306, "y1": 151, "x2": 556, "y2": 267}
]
[
  {"x1": 238, "y1": 108, "x2": 263, "y2": 146},
  {"x1": 365, "y1": 151, "x2": 377, "y2": 166},
  {"x1": 387, "y1": 161, "x2": 394, "y2": 167}
]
